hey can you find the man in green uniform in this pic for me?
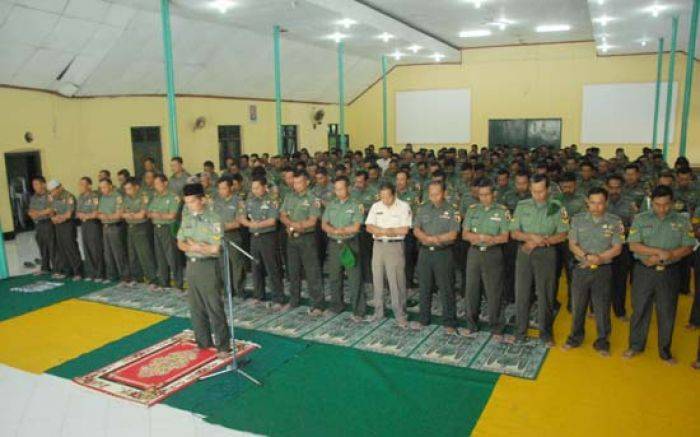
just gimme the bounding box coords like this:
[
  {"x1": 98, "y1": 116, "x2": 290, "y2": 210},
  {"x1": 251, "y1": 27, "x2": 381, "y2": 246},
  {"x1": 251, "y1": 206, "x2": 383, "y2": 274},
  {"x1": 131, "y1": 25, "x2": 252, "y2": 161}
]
[
  {"x1": 47, "y1": 180, "x2": 82, "y2": 279},
  {"x1": 412, "y1": 181, "x2": 461, "y2": 333},
  {"x1": 606, "y1": 174, "x2": 638, "y2": 320},
  {"x1": 564, "y1": 187, "x2": 624, "y2": 356},
  {"x1": 122, "y1": 178, "x2": 158, "y2": 289},
  {"x1": 213, "y1": 177, "x2": 246, "y2": 298},
  {"x1": 240, "y1": 175, "x2": 284, "y2": 305},
  {"x1": 28, "y1": 176, "x2": 57, "y2": 276},
  {"x1": 351, "y1": 170, "x2": 379, "y2": 284},
  {"x1": 396, "y1": 169, "x2": 420, "y2": 288},
  {"x1": 622, "y1": 163, "x2": 648, "y2": 208},
  {"x1": 510, "y1": 174, "x2": 569, "y2": 346},
  {"x1": 169, "y1": 157, "x2": 191, "y2": 197},
  {"x1": 313, "y1": 167, "x2": 334, "y2": 267},
  {"x1": 502, "y1": 171, "x2": 531, "y2": 302},
  {"x1": 97, "y1": 178, "x2": 129, "y2": 284},
  {"x1": 76, "y1": 176, "x2": 105, "y2": 282},
  {"x1": 147, "y1": 174, "x2": 183, "y2": 290},
  {"x1": 624, "y1": 185, "x2": 695, "y2": 364},
  {"x1": 280, "y1": 169, "x2": 325, "y2": 314},
  {"x1": 557, "y1": 172, "x2": 587, "y2": 311},
  {"x1": 177, "y1": 183, "x2": 230, "y2": 358},
  {"x1": 577, "y1": 162, "x2": 601, "y2": 195},
  {"x1": 462, "y1": 179, "x2": 510, "y2": 337},
  {"x1": 321, "y1": 175, "x2": 365, "y2": 318}
]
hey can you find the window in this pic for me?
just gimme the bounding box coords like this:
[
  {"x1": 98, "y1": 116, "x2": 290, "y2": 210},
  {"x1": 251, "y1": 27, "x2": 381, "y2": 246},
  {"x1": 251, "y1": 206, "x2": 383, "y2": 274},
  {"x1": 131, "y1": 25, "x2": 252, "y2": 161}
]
[{"x1": 130, "y1": 126, "x2": 162, "y2": 179}]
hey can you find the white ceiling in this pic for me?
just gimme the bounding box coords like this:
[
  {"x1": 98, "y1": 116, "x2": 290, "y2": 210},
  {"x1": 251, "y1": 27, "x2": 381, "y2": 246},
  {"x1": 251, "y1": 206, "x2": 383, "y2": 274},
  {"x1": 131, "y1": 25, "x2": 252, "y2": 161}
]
[{"x1": 0, "y1": 0, "x2": 697, "y2": 102}]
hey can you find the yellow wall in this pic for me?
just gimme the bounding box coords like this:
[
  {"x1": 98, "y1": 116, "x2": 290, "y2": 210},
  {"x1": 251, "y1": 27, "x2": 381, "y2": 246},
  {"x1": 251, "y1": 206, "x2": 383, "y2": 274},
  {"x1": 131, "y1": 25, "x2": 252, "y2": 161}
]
[
  {"x1": 0, "y1": 87, "x2": 337, "y2": 232},
  {"x1": 347, "y1": 42, "x2": 700, "y2": 163}
]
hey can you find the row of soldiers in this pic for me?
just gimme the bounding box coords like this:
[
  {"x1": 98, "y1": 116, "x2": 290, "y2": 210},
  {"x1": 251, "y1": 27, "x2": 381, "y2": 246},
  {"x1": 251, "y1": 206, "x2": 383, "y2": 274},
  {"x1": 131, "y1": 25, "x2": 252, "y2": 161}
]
[{"x1": 26, "y1": 144, "x2": 700, "y2": 366}]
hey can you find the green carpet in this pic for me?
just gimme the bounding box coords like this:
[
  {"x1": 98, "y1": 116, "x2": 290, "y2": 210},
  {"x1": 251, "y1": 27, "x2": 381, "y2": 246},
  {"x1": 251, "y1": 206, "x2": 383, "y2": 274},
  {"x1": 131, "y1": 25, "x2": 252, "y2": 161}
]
[
  {"x1": 205, "y1": 342, "x2": 499, "y2": 437},
  {"x1": 0, "y1": 275, "x2": 108, "y2": 321},
  {"x1": 47, "y1": 316, "x2": 311, "y2": 417}
]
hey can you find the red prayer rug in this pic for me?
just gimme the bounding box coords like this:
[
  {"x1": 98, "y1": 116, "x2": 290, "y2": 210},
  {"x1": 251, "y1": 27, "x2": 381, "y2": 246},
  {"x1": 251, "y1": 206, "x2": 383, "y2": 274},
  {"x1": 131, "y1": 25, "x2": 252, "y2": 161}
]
[{"x1": 74, "y1": 330, "x2": 260, "y2": 406}]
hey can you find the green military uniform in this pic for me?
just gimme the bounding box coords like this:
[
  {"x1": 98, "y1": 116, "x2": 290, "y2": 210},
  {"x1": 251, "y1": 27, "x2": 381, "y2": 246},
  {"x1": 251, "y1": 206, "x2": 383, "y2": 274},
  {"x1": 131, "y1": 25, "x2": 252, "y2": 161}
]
[
  {"x1": 49, "y1": 189, "x2": 82, "y2": 276},
  {"x1": 98, "y1": 190, "x2": 129, "y2": 281},
  {"x1": 77, "y1": 190, "x2": 104, "y2": 280},
  {"x1": 576, "y1": 178, "x2": 602, "y2": 195},
  {"x1": 462, "y1": 202, "x2": 511, "y2": 334},
  {"x1": 177, "y1": 206, "x2": 230, "y2": 352},
  {"x1": 322, "y1": 196, "x2": 365, "y2": 316},
  {"x1": 501, "y1": 190, "x2": 531, "y2": 302},
  {"x1": 555, "y1": 191, "x2": 587, "y2": 310},
  {"x1": 281, "y1": 190, "x2": 324, "y2": 309},
  {"x1": 607, "y1": 195, "x2": 638, "y2": 318},
  {"x1": 351, "y1": 185, "x2": 379, "y2": 283},
  {"x1": 244, "y1": 192, "x2": 284, "y2": 303},
  {"x1": 312, "y1": 182, "x2": 334, "y2": 268},
  {"x1": 29, "y1": 192, "x2": 56, "y2": 273},
  {"x1": 123, "y1": 190, "x2": 157, "y2": 284},
  {"x1": 566, "y1": 211, "x2": 625, "y2": 351},
  {"x1": 213, "y1": 193, "x2": 246, "y2": 297},
  {"x1": 147, "y1": 190, "x2": 183, "y2": 288},
  {"x1": 690, "y1": 210, "x2": 700, "y2": 327},
  {"x1": 510, "y1": 198, "x2": 570, "y2": 342},
  {"x1": 627, "y1": 210, "x2": 696, "y2": 360},
  {"x1": 397, "y1": 186, "x2": 421, "y2": 287},
  {"x1": 622, "y1": 182, "x2": 648, "y2": 209},
  {"x1": 413, "y1": 200, "x2": 461, "y2": 328},
  {"x1": 169, "y1": 171, "x2": 191, "y2": 196}
]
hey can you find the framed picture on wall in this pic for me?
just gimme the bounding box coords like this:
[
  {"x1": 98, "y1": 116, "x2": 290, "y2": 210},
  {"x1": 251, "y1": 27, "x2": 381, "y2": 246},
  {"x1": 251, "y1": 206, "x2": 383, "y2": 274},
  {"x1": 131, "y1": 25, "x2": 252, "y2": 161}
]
[{"x1": 249, "y1": 105, "x2": 257, "y2": 123}]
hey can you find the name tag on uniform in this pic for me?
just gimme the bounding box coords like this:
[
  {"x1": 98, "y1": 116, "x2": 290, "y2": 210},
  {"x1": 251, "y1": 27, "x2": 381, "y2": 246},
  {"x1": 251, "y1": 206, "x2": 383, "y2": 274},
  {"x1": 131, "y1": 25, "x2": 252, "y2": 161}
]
[
  {"x1": 490, "y1": 216, "x2": 501, "y2": 221},
  {"x1": 345, "y1": 209, "x2": 354, "y2": 214},
  {"x1": 261, "y1": 204, "x2": 269, "y2": 210}
]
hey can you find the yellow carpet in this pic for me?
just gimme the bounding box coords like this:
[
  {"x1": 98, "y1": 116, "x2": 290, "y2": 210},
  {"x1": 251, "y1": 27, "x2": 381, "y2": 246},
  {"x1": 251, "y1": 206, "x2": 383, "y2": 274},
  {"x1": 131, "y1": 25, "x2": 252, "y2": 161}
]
[
  {"x1": 0, "y1": 299, "x2": 165, "y2": 373},
  {"x1": 473, "y1": 284, "x2": 700, "y2": 437}
]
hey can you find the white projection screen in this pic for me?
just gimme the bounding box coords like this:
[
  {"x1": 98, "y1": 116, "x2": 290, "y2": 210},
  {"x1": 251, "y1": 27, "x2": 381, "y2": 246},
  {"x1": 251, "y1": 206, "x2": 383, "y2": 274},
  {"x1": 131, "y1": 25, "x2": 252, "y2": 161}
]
[
  {"x1": 581, "y1": 82, "x2": 678, "y2": 144},
  {"x1": 396, "y1": 88, "x2": 471, "y2": 144}
]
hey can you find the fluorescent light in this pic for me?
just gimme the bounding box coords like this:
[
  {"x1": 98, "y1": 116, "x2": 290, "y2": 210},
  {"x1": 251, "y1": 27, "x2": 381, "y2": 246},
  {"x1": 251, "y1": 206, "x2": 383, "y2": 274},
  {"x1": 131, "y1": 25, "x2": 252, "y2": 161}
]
[
  {"x1": 594, "y1": 15, "x2": 615, "y2": 26},
  {"x1": 490, "y1": 18, "x2": 513, "y2": 31},
  {"x1": 390, "y1": 50, "x2": 404, "y2": 61},
  {"x1": 327, "y1": 32, "x2": 347, "y2": 43},
  {"x1": 208, "y1": 0, "x2": 235, "y2": 13},
  {"x1": 641, "y1": 39, "x2": 648, "y2": 47},
  {"x1": 432, "y1": 52, "x2": 445, "y2": 62},
  {"x1": 378, "y1": 32, "x2": 394, "y2": 43},
  {"x1": 536, "y1": 24, "x2": 571, "y2": 33},
  {"x1": 336, "y1": 18, "x2": 356, "y2": 29},
  {"x1": 596, "y1": 0, "x2": 605, "y2": 5},
  {"x1": 646, "y1": 4, "x2": 668, "y2": 17},
  {"x1": 459, "y1": 29, "x2": 492, "y2": 38},
  {"x1": 407, "y1": 44, "x2": 422, "y2": 53},
  {"x1": 472, "y1": 0, "x2": 484, "y2": 9}
]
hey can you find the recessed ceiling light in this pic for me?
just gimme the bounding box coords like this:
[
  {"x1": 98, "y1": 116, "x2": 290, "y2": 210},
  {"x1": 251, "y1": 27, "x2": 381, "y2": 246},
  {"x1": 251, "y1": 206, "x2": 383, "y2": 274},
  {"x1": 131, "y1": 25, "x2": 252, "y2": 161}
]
[
  {"x1": 378, "y1": 32, "x2": 394, "y2": 43},
  {"x1": 208, "y1": 0, "x2": 235, "y2": 13},
  {"x1": 645, "y1": 4, "x2": 668, "y2": 17},
  {"x1": 327, "y1": 32, "x2": 347, "y2": 43},
  {"x1": 336, "y1": 18, "x2": 356, "y2": 29},
  {"x1": 459, "y1": 29, "x2": 492, "y2": 38},
  {"x1": 407, "y1": 44, "x2": 422, "y2": 53},
  {"x1": 595, "y1": 0, "x2": 605, "y2": 5},
  {"x1": 390, "y1": 50, "x2": 404, "y2": 61},
  {"x1": 536, "y1": 24, "x2": 571, "y2": 33},
  {"x1": 598, "y1": 42, "x2": 613, "y2": 53},
  {"x1": 432, "y1": 52, "x2": 445, "y2": 62},
  {"x1": 641, "y1": 40, "x2": 648, "y2": 47},
  {"x1": 594, "y1": 15, "x2": 615, "y2": 26}
]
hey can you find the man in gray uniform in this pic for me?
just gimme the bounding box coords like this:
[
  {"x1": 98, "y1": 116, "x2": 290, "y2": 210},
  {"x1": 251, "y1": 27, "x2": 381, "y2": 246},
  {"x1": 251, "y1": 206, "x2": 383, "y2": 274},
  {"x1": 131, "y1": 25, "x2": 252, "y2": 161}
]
[
  {"x1": 76, "y1": 176, "x2": 105, "y2": 282},
  {"x1": 28, "y1": 176, "x2": 56, "y2": 276},
  {"x1": 47, "y1": 180, "x2": 82, "y2": 279},
  {"x1": 97, "y1": 178, "x2": 130, "y2": 285}
]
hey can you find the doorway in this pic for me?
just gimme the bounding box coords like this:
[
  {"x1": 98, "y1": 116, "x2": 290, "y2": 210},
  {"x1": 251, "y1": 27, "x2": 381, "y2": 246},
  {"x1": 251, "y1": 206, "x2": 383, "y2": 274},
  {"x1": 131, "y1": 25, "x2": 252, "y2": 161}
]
[
  {"x1": 4, "y1": 151, "x2": 42, "y2": 232},
  {"x1": 131, "y1": 126, "x2": 163, "y2": 179},
  {"x1": 282, "y1": 125, "x2": 298, "y2": 155}
]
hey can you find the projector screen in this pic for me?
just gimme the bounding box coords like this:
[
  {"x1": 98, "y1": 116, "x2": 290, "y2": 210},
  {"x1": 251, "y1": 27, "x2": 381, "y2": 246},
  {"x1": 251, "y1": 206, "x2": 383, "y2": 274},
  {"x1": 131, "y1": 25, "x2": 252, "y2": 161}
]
[
  {"x1": 396, "y1": 88, "x2": 471, "y2": 144},
  {"x1": 581, "y1": 82, "x2": 678, "y2": 144}
]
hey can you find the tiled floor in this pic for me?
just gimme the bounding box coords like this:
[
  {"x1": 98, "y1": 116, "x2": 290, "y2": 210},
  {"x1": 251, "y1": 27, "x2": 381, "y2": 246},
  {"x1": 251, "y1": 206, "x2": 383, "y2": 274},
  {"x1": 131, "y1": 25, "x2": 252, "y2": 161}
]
[{"x1": 0, "y1": 364, "x2": 257, "y2": 437}]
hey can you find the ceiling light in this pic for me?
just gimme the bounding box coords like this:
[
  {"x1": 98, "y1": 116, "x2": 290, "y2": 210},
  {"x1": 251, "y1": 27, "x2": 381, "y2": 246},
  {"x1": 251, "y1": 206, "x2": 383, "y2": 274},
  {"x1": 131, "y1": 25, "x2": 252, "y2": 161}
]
[
  {"x1": 594, "y1": 15, "x2": 615, "y2": 26},
  {"x1": 459, "y1": 29, "x2": 492, "y2": 38},
  {"x1": 208, "y1": 0, "x2": 235, "y2": 13},
  {"x1": 536, "y1": 24, "x2": 571, "y2": 33},
  {"x1": 407, "y1": 44, "x2": 422, "y2": 53},
  {"x1": 472, "y1": 0, "x2": 484, "y2": 8},
  {"x1": 378, "y1": 32, "x2": 394, "y2": 43},
  {"x1": 432, "y1": 52, "x2": 445, "y2": 62},
  {"x1": 390, "y1": 50, "x2": 404, "y2": 61},
  {"x1": 598, "y1": 42, "x2": 612, "y2": 53},
  {"x1": 336, "y1": 18, "x2": 356, "y2": 29},
  {"x1": 490, "y1": 18, "x2": 513, "y2": 31},
  {"x1": 596, "y1": 0, "x2": 605, "y2": 5},
  {"x1": 646, "y1": 4, "x2": 668, "y2": 17},
  {"x1": 327, "y1": 32, "x2": 347, "y2": 43}
]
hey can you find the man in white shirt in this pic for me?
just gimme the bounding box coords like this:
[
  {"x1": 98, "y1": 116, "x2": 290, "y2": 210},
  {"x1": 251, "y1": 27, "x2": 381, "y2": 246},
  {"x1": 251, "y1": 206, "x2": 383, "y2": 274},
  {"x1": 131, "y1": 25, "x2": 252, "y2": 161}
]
[
  {"x1": 376, "y1": 147, "x2": 392, "y2": 172},
  {"x1": 365, "y1": 182, "x2": 412, "y2": 327}
]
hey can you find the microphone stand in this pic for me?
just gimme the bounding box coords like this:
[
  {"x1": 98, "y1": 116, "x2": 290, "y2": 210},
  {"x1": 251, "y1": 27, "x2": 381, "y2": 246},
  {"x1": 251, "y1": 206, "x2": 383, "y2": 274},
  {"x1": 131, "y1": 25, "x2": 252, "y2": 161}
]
[{"x1": 199, "y1": 240, "x2": 262, "y2": 386}]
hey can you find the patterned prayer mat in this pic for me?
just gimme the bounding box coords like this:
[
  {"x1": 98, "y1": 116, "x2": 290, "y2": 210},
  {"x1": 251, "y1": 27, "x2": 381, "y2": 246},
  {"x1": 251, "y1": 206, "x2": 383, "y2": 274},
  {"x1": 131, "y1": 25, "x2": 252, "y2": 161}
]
[
  {"x1": 256, "y1": 306, "x2": 337, "y2": 338},
  {"x1": 73, "y1": 330, "x2": 260, "y2": 406},
  {"x1": 10, "y1": 280, "x2": 64, "y2": 293},
  {"x1": 231, "y1": 298, "x2": 286, "y2": 329},
  {"x1": 469, "y1": 336, "x2": 548, "y2": 380},
  {"x1": 408, "y1": 329, "x2": 491, "y2": 367},
  {"x1": 355, "y1": 319, "x2": 437, "y2": 357},
  {"x1": 302, "y1": 312, "x2": 384, "y2": 346},
  {"x1": 81, "y1": 284, "x2": 190, "y2": 317}
]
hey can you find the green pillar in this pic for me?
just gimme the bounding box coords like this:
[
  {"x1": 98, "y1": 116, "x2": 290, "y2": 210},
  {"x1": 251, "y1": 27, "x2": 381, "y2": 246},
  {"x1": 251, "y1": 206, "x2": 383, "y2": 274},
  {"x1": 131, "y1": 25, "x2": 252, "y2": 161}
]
[
  {"x1": 662, "y1": 16, "x2": 679, "y2": 161},
  {"x1": 652, "y1": 37, "x2": 664, "y2": 150},
  {"x1": 679, "y1": 0, "x2": 700, "y2": 157},
  {"x1": 0, "y1": 221, "x2": 8, "y2": 279},
  {"x1": 273, "y1": 25, "x2": 283, "y2": 156},
  {"x1": 160, "y1": 0, "x2": 179, "y2": 157},
  {"x1": 381, "y1": 55, "x2": 388, "y2": 148},
  {"x1": 338, "y1": 41, "x2": 346, "y2": 152}
]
